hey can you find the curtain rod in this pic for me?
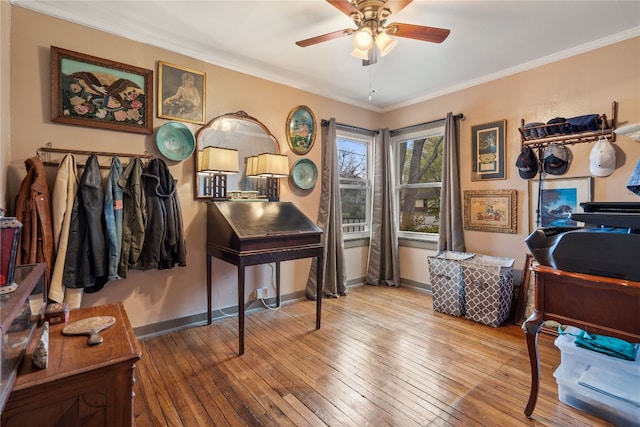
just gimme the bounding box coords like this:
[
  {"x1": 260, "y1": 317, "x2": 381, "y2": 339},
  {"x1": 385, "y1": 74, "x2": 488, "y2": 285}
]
[
  {"x1": 391, "y1": 113, "x2": 464, "y2": 134},
  {"x1": 322, "y1": 114, "x2": 464, "y2": 133}
]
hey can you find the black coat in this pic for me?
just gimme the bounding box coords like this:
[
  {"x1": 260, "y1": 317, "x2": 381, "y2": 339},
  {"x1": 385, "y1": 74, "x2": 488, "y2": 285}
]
[
  {"x1": 63, "y1": 155, "x2": 108, "y2": 290},
  {"x1": 140, "y1": 158, "x2": 187, "y2": 270}
]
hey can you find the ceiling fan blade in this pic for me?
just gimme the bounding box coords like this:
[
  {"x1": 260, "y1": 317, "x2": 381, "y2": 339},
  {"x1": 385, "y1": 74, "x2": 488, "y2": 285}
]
[
  {"x1": 326, "y1": 0, "x2": 359, "y2": 17},
  {"x1": 296, "y1": 29, "x2": 353, "y2": 47},
  {"x1": 389, "y1": 22, "x2": 450, "y2": 43},
  {"x1": 383, "y1": 0, "x2": 414, "y2": 16}
]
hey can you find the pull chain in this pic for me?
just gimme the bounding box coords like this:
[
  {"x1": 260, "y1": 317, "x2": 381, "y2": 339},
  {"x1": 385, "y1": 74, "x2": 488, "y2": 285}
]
[{"x1": 368, "y1": 64, "x2": 376, "y2": 101}]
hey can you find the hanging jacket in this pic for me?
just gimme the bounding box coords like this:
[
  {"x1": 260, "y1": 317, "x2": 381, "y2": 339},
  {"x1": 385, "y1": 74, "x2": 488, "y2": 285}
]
[
  {"x1": 141, "y1": 158, "x2": 187, "y2": 270},
  {"x1": 118, "y1": 157, "x2": 146, "y2": 278},
  {"x1": 49, "y1": 154, "x2": 84, "y2": 307},
  {"x1": 104, "y1": 157, "x2": 124, "y2": 281},
  {"x1": 63, "y1": 155, "x2": 108, "y2": 291},
  {"x1": 14, "y1": 157, "x2": 55, "y2": 285}
]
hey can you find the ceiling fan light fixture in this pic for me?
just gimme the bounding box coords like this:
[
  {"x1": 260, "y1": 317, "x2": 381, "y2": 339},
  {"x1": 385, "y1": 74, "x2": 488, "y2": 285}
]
[
  {"x1": 375, "y1": 31, "x2": 397, "y2": 56},
  {"x1": 352, "y1": 27, "x2": 374, "y2": 50},
  {"x1": 350, "y1": 47, "x2": 370, "y2": 60}
]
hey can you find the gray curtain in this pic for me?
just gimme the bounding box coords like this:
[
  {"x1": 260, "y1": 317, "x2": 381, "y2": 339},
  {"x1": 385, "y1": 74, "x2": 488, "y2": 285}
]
[
  {"x1": 366, "y1": 129, "x2": 400, "y2": 287},
  {"x1": 306, "y1": 118, "x2": 347, "y2": 299},
  {"x1": 438, "y1": 112, "x2": 466, "y2": 252}
]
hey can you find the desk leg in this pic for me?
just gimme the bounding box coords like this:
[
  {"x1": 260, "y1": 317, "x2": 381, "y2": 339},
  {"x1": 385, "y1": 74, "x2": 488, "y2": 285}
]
[
  {"x1": 316, "y1": 252, "x2": 323, "y2": 330},
  {"x1": 206, "y1": 255, "x2": 212, "y2": 325},
  {"x1": 276, "y1": 261, "x2": 281, "y2": 307},
  {"x1": 523, "y1": 311, "x2": 544, "y2": 417},
  {"x1": 238, "y1": 264, "x2": 245, "y2": 356}
]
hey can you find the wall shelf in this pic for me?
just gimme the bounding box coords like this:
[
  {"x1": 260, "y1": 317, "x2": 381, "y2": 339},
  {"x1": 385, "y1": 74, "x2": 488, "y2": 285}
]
[{"x1": 519, "y1": 101, "x2": 618, "y2": 149}]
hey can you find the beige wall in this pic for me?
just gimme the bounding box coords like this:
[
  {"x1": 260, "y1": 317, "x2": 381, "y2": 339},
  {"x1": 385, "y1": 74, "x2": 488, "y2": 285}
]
[
  {"x1": 5, "y1": 6, "x2": 640, "y2": 330},
  {"x1": 384, "y1": 37, "x2": 640, "y2": 285},
  {"x1": 6, "y1": 7, "x2": 380, "y2": 330},
  {"x1": 0, "y1": 1, "x2": 10, "y2": 212}
]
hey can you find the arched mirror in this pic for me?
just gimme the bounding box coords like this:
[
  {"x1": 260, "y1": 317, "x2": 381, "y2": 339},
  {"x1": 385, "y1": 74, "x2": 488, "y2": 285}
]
[{"x1": 194, "y1": 111, "x2": 281, "y2": 200}]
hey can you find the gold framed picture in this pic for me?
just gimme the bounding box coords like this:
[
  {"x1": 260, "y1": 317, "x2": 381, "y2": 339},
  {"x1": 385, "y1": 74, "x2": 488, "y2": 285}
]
[
  {"x1": 158, "y1": 61, "x2": 205, "y2": 125},
  {"x1": 463, "y1": 189, "x2": 517, "y2": 233}
]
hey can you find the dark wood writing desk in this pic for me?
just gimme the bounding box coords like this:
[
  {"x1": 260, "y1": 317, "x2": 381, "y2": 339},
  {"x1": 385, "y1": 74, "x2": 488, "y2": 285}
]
[
  {"x1": 206, "y1": 201, "x2": 324, "y2": 356},
  {"x1": 522, "y1": 265, "x2": 640, "y2": 417}
]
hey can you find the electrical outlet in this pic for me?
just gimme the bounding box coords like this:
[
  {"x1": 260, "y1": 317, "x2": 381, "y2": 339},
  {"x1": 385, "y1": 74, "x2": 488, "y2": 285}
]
[{"x1": 254, "y1": 287, "x2": 268, "y2": 299}]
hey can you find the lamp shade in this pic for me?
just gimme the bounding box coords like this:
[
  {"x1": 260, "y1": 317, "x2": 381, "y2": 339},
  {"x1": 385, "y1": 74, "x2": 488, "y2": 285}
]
[
  {"x1": 375, "y1": 31, "x2": 397, "y2": 56},
  {"x1": 352, "y1": 27, "x2": 374, "y2": 50},
  {"x1": 201, "y1": 146, "x2": 239, "y2": 174},
  {"x1": 257, "y1": 153, "x2": 289, "y2": 177},
  {"x1": 350, "y1": 47, "x2": 370, "y2": 60},
  {"x1": 246, "y1": 156, "x2": 259, "y2": 177}
]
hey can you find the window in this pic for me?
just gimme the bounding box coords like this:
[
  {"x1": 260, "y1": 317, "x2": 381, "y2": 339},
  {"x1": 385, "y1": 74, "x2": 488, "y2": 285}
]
[
  {"x1": 337, "y1": 125, "x2": 374, "y2": 238},
  {"x1": 391, "y1": 120, "x2": 445, "y2": 239}
]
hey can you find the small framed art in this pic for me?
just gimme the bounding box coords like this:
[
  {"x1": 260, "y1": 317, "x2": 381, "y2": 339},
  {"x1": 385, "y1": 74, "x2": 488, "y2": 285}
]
[
  {"x1": 471, "y1": 120, "x2": 506, "y2": 181},
  {"x1": 463, "y1": 189, "x2": 517, "y2": 233},
  {"x1": 286, "y1": 105, "x2": 316, "y2": 155},
  {"x1": 528, "y1": 176, "x2": 592, "y2": 232},
  {"x1": 158, "y1": 61, "x2": 206, "y2": 125}
]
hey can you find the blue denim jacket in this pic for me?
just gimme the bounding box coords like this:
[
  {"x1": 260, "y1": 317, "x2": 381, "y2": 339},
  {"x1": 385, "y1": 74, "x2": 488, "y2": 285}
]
[{"x1": 104, "y1": 157, "x2": 123, "y2": 280}]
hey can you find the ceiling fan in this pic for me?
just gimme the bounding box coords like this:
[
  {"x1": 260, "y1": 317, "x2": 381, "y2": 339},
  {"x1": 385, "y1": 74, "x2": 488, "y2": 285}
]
[{"x1": 295, "y1": 0, "x2": 450, "y2": 66}]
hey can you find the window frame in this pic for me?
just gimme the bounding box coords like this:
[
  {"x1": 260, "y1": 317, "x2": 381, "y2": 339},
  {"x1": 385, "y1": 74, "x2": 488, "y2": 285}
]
[
  {"x1": 336, "y1": 125, "x2": 374, "y2": 241},
  {"x1": 391, "y1": 120, "x2": 446, "y2": 242}
]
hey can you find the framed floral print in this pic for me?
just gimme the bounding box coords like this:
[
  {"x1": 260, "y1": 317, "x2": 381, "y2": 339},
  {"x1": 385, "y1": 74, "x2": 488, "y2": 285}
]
[
  {"x1": 286, "y1": 105, "x2": 316, "y2": 155},
  {"x1": 157, "y1": 61, "x2": 206, "y2": 125},
  {"x1": 50, "y1": 46, "x2": 153, "y2": 134},
  {"x1": 471, "y1": 120, "x2": 506, "y2": 181}
]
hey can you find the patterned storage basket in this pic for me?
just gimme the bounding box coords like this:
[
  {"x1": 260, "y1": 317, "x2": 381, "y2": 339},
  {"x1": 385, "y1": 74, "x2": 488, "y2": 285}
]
[
  {"x1": 428, "y1": 251, "x2": 475, "y2": 316},
  {"x1": 462, "y1": 255, "x2": 515, "y2": 327}
]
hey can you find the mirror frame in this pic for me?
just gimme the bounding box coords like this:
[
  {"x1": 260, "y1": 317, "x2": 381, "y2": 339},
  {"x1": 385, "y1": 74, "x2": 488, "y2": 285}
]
[{"x1": 194, "y1": 111, "x2": 281, "y2": 200}]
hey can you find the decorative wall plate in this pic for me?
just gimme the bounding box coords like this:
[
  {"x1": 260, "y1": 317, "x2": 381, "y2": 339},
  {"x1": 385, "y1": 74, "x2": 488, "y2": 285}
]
[
  {"x1": 291, "y1": 158, "x2": 318, "y2": 190},
  {"x1": 156, "y1": 121, "x2": 195, "y2": 161}
]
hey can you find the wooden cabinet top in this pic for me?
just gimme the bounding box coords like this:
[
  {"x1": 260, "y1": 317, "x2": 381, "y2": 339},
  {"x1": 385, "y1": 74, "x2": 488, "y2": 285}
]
[{"x1": 12, "y1": 302, "x2": 141, "y2": 392}]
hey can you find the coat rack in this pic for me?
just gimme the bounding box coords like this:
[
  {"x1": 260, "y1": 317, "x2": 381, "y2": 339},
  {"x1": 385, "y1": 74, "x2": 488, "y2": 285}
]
[{"x1": 37, "y1": 143, "x2": 152, "y2": 170}]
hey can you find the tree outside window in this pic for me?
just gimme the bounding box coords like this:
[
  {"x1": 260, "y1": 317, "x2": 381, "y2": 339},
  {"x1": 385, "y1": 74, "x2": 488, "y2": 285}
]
[{"x1": 393, "y1": 122, "x2": 445, "y2": 237}]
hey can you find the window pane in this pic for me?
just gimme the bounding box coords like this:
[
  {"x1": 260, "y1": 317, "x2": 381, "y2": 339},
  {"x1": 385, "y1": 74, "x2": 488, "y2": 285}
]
[
  {"x1": 337, "y1": 138, "x2": 367, "y2": 180},
  {"x1": 398, "y1": 136, "x2": 443, "y2": 185},
  {"x1": 341, "y1": 187, "x2": 367, "y2": 231},
  {"x1": 399, "y1": 187, "x2": 441, "y2": 233}
]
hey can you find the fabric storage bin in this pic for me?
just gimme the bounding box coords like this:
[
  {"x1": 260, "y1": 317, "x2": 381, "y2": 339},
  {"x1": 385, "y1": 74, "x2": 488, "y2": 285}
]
[
  {"x1": 428, "y1": 251, "x2": 475, "y2": 316},
  {"x1": 462, "y1": 255, "x2": 515, "y2": 327}
]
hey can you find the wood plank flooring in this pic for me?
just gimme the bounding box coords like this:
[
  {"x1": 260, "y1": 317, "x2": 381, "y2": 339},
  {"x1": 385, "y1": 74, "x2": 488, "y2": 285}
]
[{"x1": 133, "y1": 285, "x2": 612, "y2": 426}]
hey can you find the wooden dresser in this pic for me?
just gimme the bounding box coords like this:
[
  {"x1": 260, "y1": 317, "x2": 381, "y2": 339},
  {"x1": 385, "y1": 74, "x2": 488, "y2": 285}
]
[{"x1": 1, "y1": 302, "x2": 142, "y2": 427}]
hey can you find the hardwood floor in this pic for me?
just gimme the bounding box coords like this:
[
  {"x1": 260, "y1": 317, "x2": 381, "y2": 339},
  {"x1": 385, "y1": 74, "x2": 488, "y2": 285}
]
[{"x1": 133, "y1": 285, "x2": 611, "y2": 426}]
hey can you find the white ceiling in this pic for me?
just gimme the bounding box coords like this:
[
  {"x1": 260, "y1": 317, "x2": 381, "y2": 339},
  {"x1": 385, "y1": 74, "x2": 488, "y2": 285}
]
[{"x1": 11, "y1": 0, "x2": 640, "y2": 112}]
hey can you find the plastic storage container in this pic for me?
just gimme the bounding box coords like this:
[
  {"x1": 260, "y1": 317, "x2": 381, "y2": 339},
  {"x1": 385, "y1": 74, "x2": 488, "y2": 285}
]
[
  {"x1": 427, "y1": 251, "x2": 475, "y2": 316},
  {"x1": 461, "y1": 255, "x2": 515, "y2": 327},
  {"x1": 554, "y1": 327, "x2": 640, "y2": 426}
]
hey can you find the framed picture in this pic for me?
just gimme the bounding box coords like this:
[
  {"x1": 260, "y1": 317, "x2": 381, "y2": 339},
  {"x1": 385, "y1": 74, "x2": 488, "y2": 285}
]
[
  {"x1": 471, "y1": 120, "x2": 506, "y2": 181},
  {"x1": 286, "y1": 105, "x2": 316, "y2": 155},
  {"x1": 463, "y1": 189, "x2": 517, "y2": 233},
  {"x1": 514, "y1": 254, "x2": 557, "y2": 335},
  {"x1": 50, "y1": 46, "x2": 153, "y2": 134},
  {"x1": 528, "y1": 176, "x2": 592, "y2": 232},
  {"x1": 158, "y1": 61, "x2": 206, "y2": 125}
]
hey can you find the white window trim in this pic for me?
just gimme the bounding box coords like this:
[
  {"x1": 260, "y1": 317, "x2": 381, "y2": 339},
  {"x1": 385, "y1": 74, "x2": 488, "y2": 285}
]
[{"x1": 391, "y1": 120, "x2": 446, "y2": 242}]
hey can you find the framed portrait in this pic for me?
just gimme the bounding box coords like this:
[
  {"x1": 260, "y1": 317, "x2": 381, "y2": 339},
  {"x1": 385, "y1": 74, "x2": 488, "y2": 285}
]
[
  {"x1": 286, "y1": 105, "x2": 316, "y2": 155},
  {"x1": 471, "y1": 120, "x2": 506, "y2": 181},
  {"x1": 528, "y1": 176, "x2": 592, "y2": 232},
  {"x1": 50, "y1": 46, "x2": 153, "y2": 134},
  {"x1": 158, "y1": 61, "x2": 205, "y2": 125},
  {"x1": 463, "y1": 189, "x2": 517, "y2": 233}
]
